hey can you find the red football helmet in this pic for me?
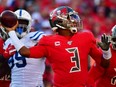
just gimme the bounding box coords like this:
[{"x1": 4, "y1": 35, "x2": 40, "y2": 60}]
[{"x1": 49, "y1": 6, "x2": 83, "y2": 33}]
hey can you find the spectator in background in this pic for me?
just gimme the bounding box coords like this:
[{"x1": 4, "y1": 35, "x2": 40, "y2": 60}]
[
  {"x1": 94, "y1": 0, "x2": 111, "y2": 17},
  {"x1": 31, "y1": 12, "x2": 43, "y2": 31},
  {"x1": 1, "y1": 0, "x2": 115, "y2": 36},
  {"x1": 9, "y1": 0, "x2": 27, "y2": 11},
  {"x1": 41, "y1": 20, "x2": 53, "y2": 35},
  {"x1": 91, "y1": 23, "x2": 102, "y2": 41},
  {"x1": 0, "y1": 0, "x2": 8, "y2": 13},
  {"x1": 88, "y1": 23, "x2": 102, "y2": 69}
]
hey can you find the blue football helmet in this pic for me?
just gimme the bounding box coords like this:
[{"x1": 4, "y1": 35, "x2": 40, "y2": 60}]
[{"x1": 14, "y1": 9, "x2": 32, "y2": 39}]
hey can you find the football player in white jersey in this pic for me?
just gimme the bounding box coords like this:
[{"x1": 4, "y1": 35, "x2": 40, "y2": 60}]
[{"x1": 3, "y1": 9, "x2": 46, "y2": 87}]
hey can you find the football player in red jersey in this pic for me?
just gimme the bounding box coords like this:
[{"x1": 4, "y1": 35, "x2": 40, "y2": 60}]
[
  {"x1": 4, "y1": 6, "x2": 111, "y2": 87},
  {"x1": 87, "y1": 25, "x2": 116, "y2": 87},
  {"x1": 0, "y1": 27, "x2": 10, "y2": 87}
]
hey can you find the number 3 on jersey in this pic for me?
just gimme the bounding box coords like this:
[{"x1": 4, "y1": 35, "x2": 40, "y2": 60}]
[
  {"x1": 8, "y1": 52, "x2": 27, "y2": 69},
  {"x1": 111, "y1": 76, "x2": 116, "y2": 85},
  {"x1": 66, "y1": 47, "x2": 81, "y2": 73}
]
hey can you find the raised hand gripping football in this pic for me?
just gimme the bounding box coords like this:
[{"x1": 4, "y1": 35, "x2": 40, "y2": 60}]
[
  {"x1": 0, "y1": 10, "x2": 18, "y2": 32},
  {"x1": 98, "y1": 33, "x2": 111, "y2": 51},
  {"x1": 4, "y1": 21, "x2": 18, "y2": 32}
]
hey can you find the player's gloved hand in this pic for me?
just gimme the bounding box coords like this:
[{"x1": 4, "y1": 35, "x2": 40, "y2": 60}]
[
  {"x1": 97, "y1": 33, "x2": 110, "y2": 51},
  {"x1": 3, "y1": 44, "x2": 16, "y2": 58}
]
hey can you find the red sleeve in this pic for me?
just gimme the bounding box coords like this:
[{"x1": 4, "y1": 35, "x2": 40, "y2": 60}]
[
  {"x1": 87, "y1": 63, "x2": 105, "y2": 87},
  {"x1": 0, "y1": 38, "x2": 4, "y2": 54},
  {"x1": 0, "y1": 80, "x2": 10, "y2": 87},
  {"x1": 29, "y1": 45, "x2": 47, "y2": 58},
  {"x1": 89, "y1": 32, "x2": 103, "y2": 64},
  {"x1": 29, "y1": 36, "x2": 48, "y2": 58}
]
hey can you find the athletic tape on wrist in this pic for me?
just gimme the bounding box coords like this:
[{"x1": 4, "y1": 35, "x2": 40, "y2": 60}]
[
  {"x1": 8, "y1": 31, "x2": 24, "y2": 51},
  {"x1": 103, "y1": 48, "x2": 112, "y2": 60}
]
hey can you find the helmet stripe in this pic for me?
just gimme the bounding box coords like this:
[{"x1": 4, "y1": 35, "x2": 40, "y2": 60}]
[
  {"x1": 30, "y1": 31, "x2": 44, "y2": 40},
  {"x1": 19, "y1": 9, "x2": 22, "y2": 17}
]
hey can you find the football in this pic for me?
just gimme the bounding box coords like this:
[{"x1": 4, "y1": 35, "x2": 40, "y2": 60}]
[{"x1": 0, "y1": 10, "x2": 18, "y2": 28}]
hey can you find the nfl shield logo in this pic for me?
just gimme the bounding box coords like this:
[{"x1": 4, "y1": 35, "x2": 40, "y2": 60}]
[
  {"x1": 55, "y1": 41, "x2": 60, "y2": 46},
  {"x1": 67, "y1": 41, "x2": 72, "y2": 45}
]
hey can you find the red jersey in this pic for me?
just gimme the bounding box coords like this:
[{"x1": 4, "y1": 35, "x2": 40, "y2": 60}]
[
  {"x1": 88, "y1": 45, "x2": 116, "y2": 87},
  {"x1": 0, "y1": 38, "x2": 10, "y2": 87},
  {"x1": 0, "y1": 38, "x2": 4, "y2": 54},
  {"x1": 29, "y1": 31, "x2": 103, "y2": 87},
  {"x1": 87, "y1": 63, "x2": 105, "y2": 87}
]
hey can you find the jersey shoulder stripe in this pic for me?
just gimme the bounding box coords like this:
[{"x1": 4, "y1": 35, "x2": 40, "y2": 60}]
[{"x1": 30, "y1": 31, "x2": 45, "y2": 41}]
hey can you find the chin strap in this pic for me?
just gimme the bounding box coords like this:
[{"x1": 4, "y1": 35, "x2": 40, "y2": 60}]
[{"x1": 70, "y1": 27, "x2": 77, "y2": 33}]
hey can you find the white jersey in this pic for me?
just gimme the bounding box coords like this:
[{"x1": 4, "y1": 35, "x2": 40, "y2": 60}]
[{"x1": 4, "y1": 31, "x2": 46, "y2": 87}]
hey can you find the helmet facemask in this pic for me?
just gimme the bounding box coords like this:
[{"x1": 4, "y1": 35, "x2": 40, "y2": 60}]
[
  {"x1": 111, "y1": 25, "x2": 116, "y2": 50},
  {"x1": 111, "y1": 37, "x2": 116, "y2": 50},
  {"x1": 14, "y1": 9, "x2": 32, "y2": 39},
  {"x1": 16, "y1": 19, "x2": 29, "y2": 39}
]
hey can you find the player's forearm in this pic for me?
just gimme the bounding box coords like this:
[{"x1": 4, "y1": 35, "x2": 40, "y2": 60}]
[
  {"x1": 100, "y1": 58, "x2": 110, "y2": 68},
  {"x1": 100, "y1": 48, "x2": 111, "y2": 68},
  {"x1": 19, "y1": 46, "x2": 30, "y2": 57},
  {"x1": 8, "y1": 31, "x2": 30, "y2": 57}
]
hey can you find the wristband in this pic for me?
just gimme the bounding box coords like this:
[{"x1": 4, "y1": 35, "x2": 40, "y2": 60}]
[
  {"x1": 103, "y1": 48, "x2": 111, "y2": 60},
  {"x1": 8, "y1": 31, "x2": 24, "y2": 51}
]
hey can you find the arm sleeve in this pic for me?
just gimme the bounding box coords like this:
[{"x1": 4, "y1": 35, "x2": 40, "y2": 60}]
[
  {"x1": 8, "y1": 31, "x2": 24, "y2": 51},
  {"x1": 87, "y1": 63, "x2": 105, "y2": 84},
  {"x1": 29, "y1": 45, "x2": 47, "y2": 58},
  {"x1": 29, "y1": 36, "x2": 48, "y2": 58},
  {"x1": 89, "y1": 33, "x2": 103, "y2": 64}
]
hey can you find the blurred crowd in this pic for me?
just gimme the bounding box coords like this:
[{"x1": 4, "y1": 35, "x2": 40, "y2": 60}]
[
  {"x1": 0, "y1": 0, "x2": 116, "y2": 87},
  {"x1": 0, "y1": 0, "x2": 116, "y2": 36}
]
